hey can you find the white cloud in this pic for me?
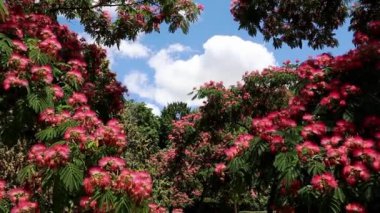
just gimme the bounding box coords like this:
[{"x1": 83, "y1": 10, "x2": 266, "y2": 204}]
[
  {"x1": 108, "y1": 38, "x2": 151, "y2": 60},
  {"x1": 124, "y1": 35, "x2": 276, "y2": 106},
  {"x1": 145, "y1": 103, "x2": 161, "y2": 116},
  {"x1": 79, "y1": 33, "x2": 151, "y2": 68}
]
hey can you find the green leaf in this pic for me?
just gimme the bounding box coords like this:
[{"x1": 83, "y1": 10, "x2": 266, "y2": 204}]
[
  {"x1": 36, "y1": 126, "x2": 59, "y2": 141},
  {"x1": 98, "y1": 190, "x2": 116, "y2": 212},
  {"x1": 59, "y1": 163, "x2": 83, "y2": 193},
  {"x1": 115, "y1": 196, "x2": 131, "y2": 213},
  {"x1": 333, "y1": 187, "x2": 345, "y2": 203},
  {"x1": 17, "y1": 164, "x2": 36, "y2": 184},
  {"x1": 274, "y1": 151, "x2": 298, "y2": 172},
  {"x1": 307, "y1": 161, "x2": 325, "y2": 175},
  {"x1": 0, "y1": 0, "x2": 8, "y2": 22},
  {"x1": 0, "y1": 199, "x2": 10, "y2": 213}
]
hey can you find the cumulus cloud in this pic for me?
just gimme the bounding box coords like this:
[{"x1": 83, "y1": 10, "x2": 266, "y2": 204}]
[
  {"x1": 124, "y1": 35, "x2": 276, "y2": 105},
  {"x1": 79, "y1": 33, "x2": 151, "y2": 68},
  {"x1": 124, "y1": 35, "x2": 276, "y2": 106},
  {"x1": 145, "y1": 103, "x2": 161, "y2": 116}
]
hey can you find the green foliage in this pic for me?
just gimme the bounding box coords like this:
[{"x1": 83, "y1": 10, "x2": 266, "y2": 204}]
[
  {"x1": 35, "y1": 120, "x2": 77, "y2": 142},
  {"x1": 26, "y1": 38, "x2": 51, "y2": 65},
  {"x1": 0, "y1": 33, "x2": 12, "y2": 58},
  {"x1": 159, "y1": 102, "x2": 191, "y2": 147},
  {"x1": 121, "y1": 100, "x2": 160, "y2": 169},
  {"x1": 59, "y1": 162, "x2": 83, "y2": 193},
  {"x1": 7, "y1": 0, "x2": 202, "y2": 46},
  {"x1": 0, "y1": 0, "x2": 8, "y2": 22},
  {"x1": 17, "y1": 164, "x2": 36, "y2": 184}
]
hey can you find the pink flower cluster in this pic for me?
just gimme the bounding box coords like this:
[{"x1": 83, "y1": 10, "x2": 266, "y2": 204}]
[
  {"x1": 0, "y1": 180, "x2": 39, "y2": 213},
  {"x1": 81, "y1": 157, "x2": 152, "y2": 210},
  {"x1": 310, "y1": 172, "x2": 338, "y2": 192},
  {"x1": 28, "y1": 143, "x2": 70, "y2": 168},
  {"x1": 224, "y1": 134, "x2": 253, "y2": 160},
  {"x1": 148, "y1": 203, "x2": 167, "y2": 213}
]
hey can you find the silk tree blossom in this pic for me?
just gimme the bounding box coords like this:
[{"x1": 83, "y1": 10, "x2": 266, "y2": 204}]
[
  {"x1": 116, "y1": 169, "x2": 153, "y2": 203},
  {"x1": 344, "y1": 136, "x2": 374, "y2": 150},
  {"x1": 301, "y1": 122, "x2": 327, "y2": 139},
  {"x1": 51, "y1": 85, "x2": 64, "y2": 99},
  {"x1": 214, "y1": 163, "x2": 227, "y2": 176},
  {"x1": 39, "y1": 37, "x2": 62, "y2": 56},
  {"x1": 79, "y1": 196, "x2": 97, "y2": 211},
  {"x1": 346, "y1": 203, "x2": 366, "y2": 213},
  {"x1": 343, "y1": 162, "x2": 370, "y2": 185},
  {"x1": 7, "y1": 188, "x2": 31, "y2": 203},
  {"x1": 10, "y1": 201, "x2": 38, "y2": 213},
  {"x1": 67, "y1": 69, "x2": 84, "y2": 83},
  {"x1": 98, "y1": 156, "x2": 126, "y2": 171},
  {"x1": 8, "y1": 54, "x2": 30, "y2": 70},
  {"x1": 43, "y1": 144, "x2": 70, "y2": 168},
  {"x1": 296, "y1": 141, "x2": 320, "y2": 162},
  {"x1": 324, "y1": 146, "x2": 348, "y2": 167},
  {"x1": 28, "y1": 143, "x2": 47, "y2": 166},
  {"x1": 28, "y1": 144, "x2": 70, "y2": 168},
  {"x1": 64, "y1": 126, "x2": 87, "y2": 143},
  {"x1": 12, "y1": 40, "x2": 27, "y2": 52},
  {"x1": 83, "y1": 167, "x2": 112, "y2": 194},
  {"x1": 0, "y1": 180, "x2": 6, "y2": 200},
  {"x1": 310, "y1": 172, "x2": 338, "y2": 192},
  {"x1": 31, "y1": 65, "x2": 53, "y2": 84},
  {"x1": 3, "y1": 71, "x2": 28, "y2": 90},
  {"x1": 148, "y1": 203, "x2": 167, "y2": 213},
  {"x1": 68, "y1": 92, "x2": 88, "y2": 105}
]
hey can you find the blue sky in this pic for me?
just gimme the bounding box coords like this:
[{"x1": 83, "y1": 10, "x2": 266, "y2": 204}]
[{"x1": 59, "y1": 0, "x2": 354, "y2": 115}]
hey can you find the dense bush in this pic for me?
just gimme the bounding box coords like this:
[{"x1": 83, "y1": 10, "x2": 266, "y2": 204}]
[
  {"x1": 0, "y1": 4, "x2": 152, "y2": 212},
  {"x1": 152, "y1": 18, "x2": 380, "y2": 213}
]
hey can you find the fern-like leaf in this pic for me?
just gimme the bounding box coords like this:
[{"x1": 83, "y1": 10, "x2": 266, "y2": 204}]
[
  {"x1": 17, "y1": 164, "x2": 36, "y2": 184},
  {"x1": 35, "y1": 126, "x2": 59, "y2": 141},
  {"x1": 59, "y1": 163, "x2": 83, "y2": 193}
]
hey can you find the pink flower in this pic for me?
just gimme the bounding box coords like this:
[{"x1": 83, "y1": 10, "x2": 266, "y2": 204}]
[
  {"x1": 64, "y1": 126, "x2": 87, "y2": 143},
  {"x1": 10, "y1": 201, "x2": 38, "y2": 213},
  {"x1": 235, "y1": 134, "x2": 253, "y2": 150},
  {"x1": 67, "y1": 69, "x2": 84, "y2": 83},
  {"x1": 8, "y1": 54, "x2": 29, "y2": 70},
  {"x1": 346, "y1": 203, "x2": 366, "y2": 213},
  {"x1": 148, "y1": 203, "x2": 167, "y2": 213},
  {"x1": 28, "y1": 143, "x2": 47, "y2": 166},
  {"x1": 311, "y1": 172, "x2": 338, "y2": 192},
  {"x1": 173, "y1": 208, "x2": 184, "y2": 213},
  {"x1": 68, "y1": 92, "x2": 88, "y2": 105},
  {"x1": 98, "y1": 156, "x2": 126, "y2": 171},
  {"x1": 343, "y1": 162, "x2": 370, "y2": 185},
  {"x1": 39, "y1": 37, "x2": 62, "y2": 55},
  {"x1": 301, "y1": 122, "x2": 326, "y2": 138},
  {"x1": 224, "y1": 146, "x2": 239, "y2": 160},
  {"x1": 0, "y1": 180, "x2": 6, "y2": 190},
  {"x1": 116, "y1": 170, "x2": 152, "y2": 202},
  {"x1": 3, "y1": 72, "x2": 28, "y2": 90},
  {"x1": 12, "y1": 40, "x2": 27, "y2": 52},
  {"x1": 51, "y1": 85, "x2": 64, "y2": 99},
  {"x1": 31, "y1": 65, "x2": 53, "y2": 84},
  {"x1": 80, "y1": 196, "x2": 97, "y2": 210},
  {"x1": 214, "y1": 163, "x2": 226, "y2": 176},
  {"x1": 7, "y1": 188, "x2": 30, "y2": 203},
  {"x1": 296, "y1": 141, "x2": 320, "y2": 161}
]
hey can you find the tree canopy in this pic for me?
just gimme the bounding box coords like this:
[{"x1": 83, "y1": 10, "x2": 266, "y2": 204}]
[
  {"x1": 4, "y1": 0, "x2": 203, "y2": 47},
  {"x1": 231, "y1": 0, "x2": 380, "y2": 49}
]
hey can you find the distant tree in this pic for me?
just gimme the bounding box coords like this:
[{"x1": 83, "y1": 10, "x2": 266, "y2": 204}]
[
  {"x1": 230, "y1": 0, "x2": 380, "y2": 49},
  {"x1": 5, "y1": 0, "x2": 203, "y2": 46},
  {"x1": 159, "y1": 102, "x2": 191, "y2": 148},
  {"x1": 121, "y1": 100, "x2": 160, "y2": 169}
]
